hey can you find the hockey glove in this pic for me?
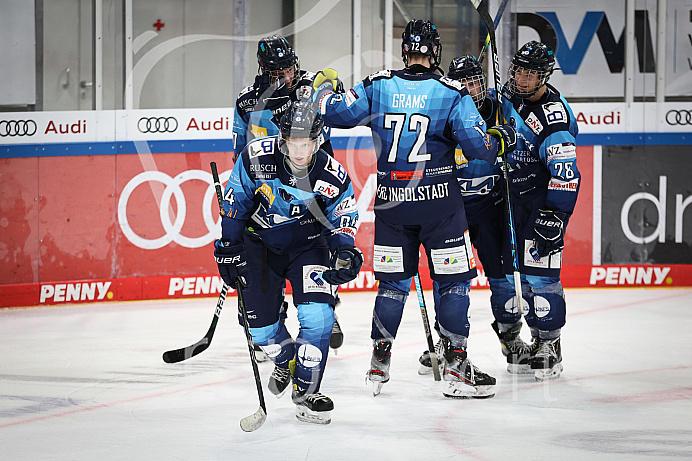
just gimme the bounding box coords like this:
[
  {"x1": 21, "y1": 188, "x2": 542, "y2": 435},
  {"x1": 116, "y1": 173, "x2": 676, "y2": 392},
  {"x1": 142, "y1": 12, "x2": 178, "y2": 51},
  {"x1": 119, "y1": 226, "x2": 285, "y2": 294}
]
[
  {"x1": 321, "y1": 245, "x2": 364, "y2": 285},
  {"x1": 214, "y1": 240, "x2": 252, "y2": 288},
  {"x1": 487, "y1": 124, "x2": 517, "y2": 157},
  {"x1": 533, "y1": 210, "x2": 568, "y2": 258},
  {"x1": 311, "y1": 68, "x2": 339, "y2": 105}
]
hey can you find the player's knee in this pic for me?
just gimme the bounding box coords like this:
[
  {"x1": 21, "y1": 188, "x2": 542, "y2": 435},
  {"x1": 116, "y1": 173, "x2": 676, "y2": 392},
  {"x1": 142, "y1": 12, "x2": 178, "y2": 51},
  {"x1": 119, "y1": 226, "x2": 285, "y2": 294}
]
[
  {"x1": 378, "y1": 279, "x2": 411, "y2": 299},
  {"x1": 249, "y1": 321, "x2": 281, "y2": 345},
  {"x1": 296, "y1": 302, "x2": 334, "y2": 342}
]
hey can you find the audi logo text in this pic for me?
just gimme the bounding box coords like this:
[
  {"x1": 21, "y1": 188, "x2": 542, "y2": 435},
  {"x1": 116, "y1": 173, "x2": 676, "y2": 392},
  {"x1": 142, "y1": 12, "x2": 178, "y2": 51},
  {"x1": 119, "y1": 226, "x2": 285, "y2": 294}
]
[
  {"x1": 665, "y1": 110, "x2": 692, "y2": 126},
  {"x1": 138, "y1": 117, "x2": 178, "y2": 133},
  {"x1": 0, "y1": 120, "x2": 37, "y2": 137}
]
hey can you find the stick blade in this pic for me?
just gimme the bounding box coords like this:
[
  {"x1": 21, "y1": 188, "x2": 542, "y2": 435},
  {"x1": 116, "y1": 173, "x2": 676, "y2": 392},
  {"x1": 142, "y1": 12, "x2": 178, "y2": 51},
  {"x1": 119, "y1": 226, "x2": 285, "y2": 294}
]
[
  {"x1": 162, "y1": 339, "x2": 210, "y2": 363},
  {"x1": 240, "y1": 407, "x2": 267, "y2": 432}
]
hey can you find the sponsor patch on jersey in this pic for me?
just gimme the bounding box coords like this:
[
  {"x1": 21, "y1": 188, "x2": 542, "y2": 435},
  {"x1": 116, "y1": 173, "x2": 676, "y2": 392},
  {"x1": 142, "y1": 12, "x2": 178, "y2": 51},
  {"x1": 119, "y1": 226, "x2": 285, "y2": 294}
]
[
  {"x1": 525, "y1": 112, "x2": 544, "y2": 135},
  {"x1": 333, "y1": 196, "x2": 357, "y2": 218},
  {"x1": 548, "y1": 178, "x2": 579, "y2": 192},
  {"x1": 255, "y1": 183, "x2": 276, "y2": 204},
  {"x1": 250, "y1": 124, "x2": 268, "y2": 139},
  {"x1": 546, "y1": 143, "x2": 577, "y2": 162},
  {"x1": 325, "y1": 157, "x2": 347, "y2": 183},
  {"x1": 543, "y1": 102, "x2": 567, "y2": 125},
  {"x1": 345, "y1": 89, "x2": 359, "y2": 107},
  {"x1": 373, "y1": 245, "x2": 404, "y2": 273},
  {"x1": 368, "y1": 69, "x2": 391, "y2": 81},
  {"x1": 303, "y1": 265, "x2": 330, "y2": 294},
  {"x1": 523, "y1": 240, "x2": 562, "y2": 269},
  {"x1": 314, "y1": 179, "x2": 339, "y2": 199},
  {"x1": 248, "y1": 138, "x2": 274, "y2": 158},
  {"x1": 298, "y1": 86, "x2": 312, "y2": 100},
  {"x1": 391, "y1": 170, "x2": 423, "y2": 180},
  {"x1": 430, "y1": 234, "x2": 475, "y2": 274},
  {"x1": 455, "y1": 148, "x2": 468, "y2": 166},
  {"x1": 439, "y1": 76, "x2": 464, "y2": 91}
]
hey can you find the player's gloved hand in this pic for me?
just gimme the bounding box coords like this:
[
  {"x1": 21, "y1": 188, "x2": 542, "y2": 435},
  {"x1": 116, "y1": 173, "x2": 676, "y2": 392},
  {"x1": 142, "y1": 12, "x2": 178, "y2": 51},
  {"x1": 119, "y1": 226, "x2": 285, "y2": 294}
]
[
  {"x1": 311, "y1": 68, "x2": 339, "y2": 105},
  {"x1": 214, "y1": 240, "x2": 252, "y2": 288},
  {"x1": 533, "y1": 210, "x2": 568, "y2": 258},
  {"x1": 487, "y1": 124, "x2": 517, "y2": 157},
  {"x1": 321, "y1": 245, "x2": 364, "y2": 285}
]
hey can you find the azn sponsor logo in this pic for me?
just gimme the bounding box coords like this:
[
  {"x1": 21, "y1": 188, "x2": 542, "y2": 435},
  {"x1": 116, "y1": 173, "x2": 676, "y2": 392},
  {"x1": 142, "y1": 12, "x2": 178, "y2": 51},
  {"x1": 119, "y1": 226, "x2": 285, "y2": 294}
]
[
  {"x1": 589, "y1": 266, "x2": 671, "y2": 286},
  {"x1": 40, "y1": 282, "x2": 113, "y2": 303}
]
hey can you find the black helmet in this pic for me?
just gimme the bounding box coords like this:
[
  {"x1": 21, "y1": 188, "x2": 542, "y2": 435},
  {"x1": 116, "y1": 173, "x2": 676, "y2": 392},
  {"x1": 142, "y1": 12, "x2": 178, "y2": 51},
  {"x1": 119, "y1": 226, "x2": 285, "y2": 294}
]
[
  {"x1": 257, "y1": 34, "x2": 301, "y2": 91},
  {"x1": 279, "y1": 100, "x2": 323, "y2": 144},
  {"x1": 448, "y1": 55, "x2": 486, "y2": 108},
  {"x1": 401, "y1": 19, "x2": 442, "y2": 70},
  {"x1": 506, "y1": 41, "x2": 555, "y2": 98}
]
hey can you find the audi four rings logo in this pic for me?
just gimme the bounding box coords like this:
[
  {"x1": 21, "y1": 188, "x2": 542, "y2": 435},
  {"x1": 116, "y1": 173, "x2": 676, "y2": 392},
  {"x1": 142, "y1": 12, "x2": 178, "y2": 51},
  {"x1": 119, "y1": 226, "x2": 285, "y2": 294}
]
[
  {"x1": 665, "y1": 110, "x2": 692, "y2": 126},
  {"x1": 137, "y1": 116, "x2": 178, "y2": 133},
  {"x1": 118, "y1": 169, "x2": 230, "y2": 250},
  {"x1": 0, "y1": 120, "x2": 37, "y2": 137}
]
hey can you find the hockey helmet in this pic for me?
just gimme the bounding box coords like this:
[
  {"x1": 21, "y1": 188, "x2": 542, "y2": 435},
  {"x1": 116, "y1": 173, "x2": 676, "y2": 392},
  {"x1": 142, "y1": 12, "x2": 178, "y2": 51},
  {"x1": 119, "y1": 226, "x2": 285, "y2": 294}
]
[
  {"x1": 401, "y1": 19, "x2": 442, "y2": 70},
  {"x1": 506, "y1": 41, "x2": 555, "y2": 98},
  {"x1": 448, "y1": 54, "x2": 487, "y2": 108},
  {"x1": 278, "y1": 100, "x2": 324, "y2": 163},
  {"x1": 257, "y1": 34, "x2": 301, "y2": 91}
]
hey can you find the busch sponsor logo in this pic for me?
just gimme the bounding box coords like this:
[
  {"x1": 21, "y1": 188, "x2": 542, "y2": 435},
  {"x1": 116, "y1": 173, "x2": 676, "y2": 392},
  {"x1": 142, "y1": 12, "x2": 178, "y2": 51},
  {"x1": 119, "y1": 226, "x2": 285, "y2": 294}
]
[{"x1": 40, "y1": 282, "x2": 112, "y2": 303}]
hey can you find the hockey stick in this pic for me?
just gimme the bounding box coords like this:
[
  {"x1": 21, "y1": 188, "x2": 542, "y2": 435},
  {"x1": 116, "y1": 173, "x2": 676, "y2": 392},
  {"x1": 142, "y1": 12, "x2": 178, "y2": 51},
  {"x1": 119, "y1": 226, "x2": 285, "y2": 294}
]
[
  {"x1": 162, "y1": 286, "x2": 227, "y2": 363},
  {"x1": 209, "y1": 161, "x2": 267, "y2": 432},
  {"x1": 468, "y1": 0, "x2": 525, "y2": 315},
  {"x1": 161, "y1": 162, "x2": 231, "y2": 364},
  {"x1": 477, "y1": 0, "x2": 510, "y2": 64},
  {"x1": 413, "y1": 274, "x2": 441, "y2": 381}
]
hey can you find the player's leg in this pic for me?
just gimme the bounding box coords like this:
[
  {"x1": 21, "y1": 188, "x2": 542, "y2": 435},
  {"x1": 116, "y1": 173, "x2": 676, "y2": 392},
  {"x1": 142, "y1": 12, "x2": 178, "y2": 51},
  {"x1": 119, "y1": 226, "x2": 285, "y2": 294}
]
[
  {"x1": 421, "y1": 210, "x2": 495, "y2": 398},
  {"x1": 241, "y1": 236, "x2": 295, "y2": 395},
  {"x1": 286, "y1": 242, "x2": 337, "y2": 423},
  {"x1": 369, "y1": 216, "x2": 420, "y2": 394},
  {"x1": 526, "y1": 275, "x2": 565, "y2": 381}
]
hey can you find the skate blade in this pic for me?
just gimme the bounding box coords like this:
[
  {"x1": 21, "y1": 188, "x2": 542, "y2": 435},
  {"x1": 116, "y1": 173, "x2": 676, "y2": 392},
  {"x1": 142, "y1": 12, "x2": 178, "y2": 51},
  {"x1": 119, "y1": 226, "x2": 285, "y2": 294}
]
[
  {"x1": 295, "y1": 405, "x2": 331, "y2": 424},
  {"x1": 373, "y1": 382, "x2": 384, "y2": 396},
  {"x1": 442, "y1": 381, "x2": 495, "y2": 399},
  {"x1": 507, "y1": 363, "x2": 533, "y2": 374},
  {"x1": 534, "y1": 363, "x2": 563, "y2": 382}
]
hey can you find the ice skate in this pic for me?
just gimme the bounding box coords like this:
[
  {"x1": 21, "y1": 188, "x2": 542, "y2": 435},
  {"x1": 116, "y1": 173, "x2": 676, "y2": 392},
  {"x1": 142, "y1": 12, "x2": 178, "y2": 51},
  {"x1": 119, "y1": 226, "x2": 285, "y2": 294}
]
[
  {"x1": 491, "y1": 321, "x2": 533, "y2": 374},
  {"x1": 441, "y1": 339, "x2": 496, "y2": 399},
  {"x1": 329, "y1": 314, "x2": 344, "y2": 352},
  {"x1": 532, "y1": 337, "x2": 563, "y2": 381},
  {"x1": 292, "y1": 387, "x2": 334, "y2": 424},
  {"x1": 252, "y1": 342, "x2": 269, "y2": 362},
  {"x1": 267, "y1": 365, "x2": 291, "y2": 398},
  {"x1": 418, "y1": 338, "x2": 444, "y2": 375},
  {"x1": 367, "y1": 339, "x2": 392, "y2": 396}
]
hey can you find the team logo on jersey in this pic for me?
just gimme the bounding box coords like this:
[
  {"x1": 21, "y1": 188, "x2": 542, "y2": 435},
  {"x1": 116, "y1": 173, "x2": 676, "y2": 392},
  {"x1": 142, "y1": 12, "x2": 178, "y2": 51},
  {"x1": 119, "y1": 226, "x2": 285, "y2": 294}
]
[
  {"x1": 543, "y1": 102, "x2": 567, "y2": 125},
  {"x1": 325, "y1": 157, "x2": 347, "y2": 183},
  {"x1": 314, "y1": 180, "x2": 339, "y2": 198},
  {"x1": 525, "y1": 112, "x2": 544, "y2": 135},
  {"x1": 256, "y1": 183, "x2": 276, "y2": 204}
]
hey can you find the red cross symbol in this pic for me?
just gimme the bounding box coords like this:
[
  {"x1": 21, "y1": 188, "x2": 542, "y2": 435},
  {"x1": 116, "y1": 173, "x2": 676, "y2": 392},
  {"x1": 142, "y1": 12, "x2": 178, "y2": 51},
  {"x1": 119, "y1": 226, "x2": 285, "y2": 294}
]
[{"x1": 153, "y1": 19, "x2": 165, "y2": 31}]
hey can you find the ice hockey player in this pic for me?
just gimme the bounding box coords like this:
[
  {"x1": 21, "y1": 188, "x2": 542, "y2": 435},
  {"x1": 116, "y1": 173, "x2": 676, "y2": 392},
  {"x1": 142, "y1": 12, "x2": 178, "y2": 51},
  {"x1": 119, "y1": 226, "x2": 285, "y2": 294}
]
[
  {"x1": 418, "y1": 55, "x2": 532, "y2": 376},
  {"x1": 310, "y1": 20, "x2": 517, "y2": 398},
  {"x1": 499, "y1": 41, "x2": 580, "y2": 381},
  {"x1": 214, "y1": 100, "x2": 362, "y2": 423},
  {"x1": 232, "y1": 34, "x2": 346, "y2": 353}
]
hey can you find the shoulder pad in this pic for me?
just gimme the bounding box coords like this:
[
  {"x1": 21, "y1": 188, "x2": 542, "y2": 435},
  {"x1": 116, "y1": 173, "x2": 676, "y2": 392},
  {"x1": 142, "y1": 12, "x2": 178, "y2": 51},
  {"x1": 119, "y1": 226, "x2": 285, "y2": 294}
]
[
  {"x1": 438, "y1": 76, "x2": 464, "y2": 92},
  {"x1": 367, "y1": 69, "x2": 392, "y2": 81}
]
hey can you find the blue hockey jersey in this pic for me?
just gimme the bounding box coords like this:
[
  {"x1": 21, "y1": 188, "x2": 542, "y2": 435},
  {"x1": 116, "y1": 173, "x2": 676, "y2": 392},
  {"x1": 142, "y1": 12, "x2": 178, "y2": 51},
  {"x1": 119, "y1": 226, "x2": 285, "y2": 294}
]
[
  {"x1": 233, "y1": 70, "x2": 334, "y2": 160},
  {"x1": 501, "y1": 83, "x2": 580, "y2": 216},
  {"x1": 220, "y1": 136, "x2": 358, "y2": 255},
  {"x1": 318, "y1": 69, "x2": 499, "y2": 224}
]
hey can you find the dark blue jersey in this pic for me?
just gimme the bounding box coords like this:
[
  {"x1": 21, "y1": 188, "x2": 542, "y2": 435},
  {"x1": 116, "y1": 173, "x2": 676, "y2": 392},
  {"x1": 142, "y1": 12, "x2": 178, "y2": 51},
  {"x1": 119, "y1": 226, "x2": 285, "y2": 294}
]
[
  {"x1": 455, "y1": 89, "x2": 503, "y2": 210},
  {"x1": 220, "y1": 136, "x2": 358, "y2": 255},
  {"x1": 501, "y1": 83, "x2": 580, "y2": 216},
  {"x1": 318, "y1": 69, "x2": 499, "y2": 225},
  {"x1": 233, "y1": 70, "x2": 334, "y2": 160}
]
